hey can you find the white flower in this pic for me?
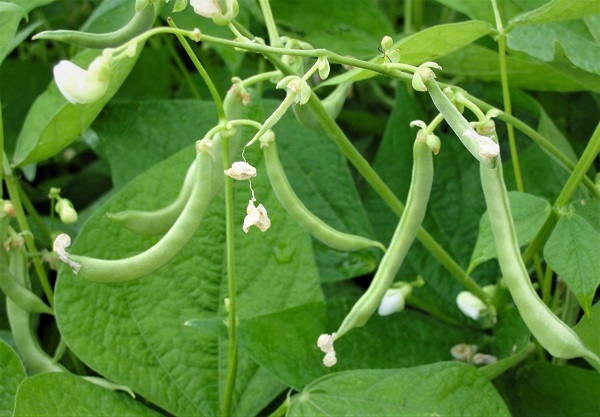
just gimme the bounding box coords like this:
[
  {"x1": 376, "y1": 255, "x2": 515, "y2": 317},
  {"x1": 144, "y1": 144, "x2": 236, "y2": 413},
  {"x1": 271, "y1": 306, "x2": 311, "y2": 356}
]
[
  {"x1": 53, "y1": 55, "x2": 112, "y2": 104},
  {"x1": 190, "y1": 0, "x2": 238, "y2": 25},
  {"x1": 456, "y1": 291, "x2": 487, "y2": 320},
  {"x1": 243, "y1": 200, "x2": 271, "y2": 233},
  {"x1": 224, "y1": 161, "x2": 257, "y2": 180}
]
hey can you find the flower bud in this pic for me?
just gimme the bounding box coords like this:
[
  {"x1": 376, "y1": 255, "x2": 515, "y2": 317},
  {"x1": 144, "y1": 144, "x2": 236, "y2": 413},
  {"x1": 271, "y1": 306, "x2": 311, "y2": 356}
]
[
  {"x1": 55, "y1": 198, "x2": 78, "y2": 224},
  {"x1": 377, "y1": 285, "x2": 413, "y2": 316},
  {"x1": 456, "y1": 291, "x2": 487, "y2": 320},
  {"x1": 426, "y1": 133, "x2": 441, "y2": 155},
  {"x1": 411, "y1": 62, "x2": 442, "y2": 92},
  {"x1": 318, "y1": 58, "x2": 330, "y2": 80},
  {"x1": 380, "y1": 35, "x2": 393, "y2": 51},
  {"x1": 1, "y1": 200, "x2": 15, "y2": 218}
]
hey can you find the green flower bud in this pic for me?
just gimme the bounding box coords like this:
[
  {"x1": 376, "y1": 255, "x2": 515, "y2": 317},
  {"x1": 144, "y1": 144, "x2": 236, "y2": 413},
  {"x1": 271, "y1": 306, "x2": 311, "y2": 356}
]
[
  {"x1": 380, "y1": 35, "x2": 393, "y2": 51},
  {"x1": 55, "y1": 198, "x2": 78, "y2": 224}
]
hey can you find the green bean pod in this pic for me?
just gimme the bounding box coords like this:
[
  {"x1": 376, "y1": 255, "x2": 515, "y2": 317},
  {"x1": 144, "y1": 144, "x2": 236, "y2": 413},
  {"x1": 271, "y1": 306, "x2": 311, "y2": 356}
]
[
  {"x1": 0, "y1": 242, "x2": 53, "y2": 315},
  {"x1": 260, "y1": 136, "x2": 386, "y2": 253},
  {"x1": 32, "y1": 3, "x2": 156, "y2": 49},
  {"x1": 480, "y1": 158, "x2": 593, "y2": 360},
  {"x1": 334, "y1": 139, "x2": 433, "y2": 340},
  {"x1": 58, "y1": 141, "x2": 214, "y2": 283},
  {"x1": 106, "y1": 159, "x2": 196, "y2": 236}
]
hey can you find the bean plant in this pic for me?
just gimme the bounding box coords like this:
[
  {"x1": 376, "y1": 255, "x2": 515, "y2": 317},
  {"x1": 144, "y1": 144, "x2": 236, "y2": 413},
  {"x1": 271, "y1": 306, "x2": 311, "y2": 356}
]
[{"x1": 1, "y1": 0, "x2": 599, "y2": 415}]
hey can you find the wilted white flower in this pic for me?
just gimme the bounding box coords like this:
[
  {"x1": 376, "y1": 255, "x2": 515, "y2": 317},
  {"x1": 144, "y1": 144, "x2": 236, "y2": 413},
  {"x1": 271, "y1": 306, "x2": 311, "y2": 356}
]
[
  {"x1": 190, "y1": 0, "x2": 238, "y2": 25},
  {"x1": 243, "y1": 200, "x2": 271, "y2": 233},
  {"x1": 456, "y1": 291, "x2": 487, "y2": 320},
  {"x1": 53, "y1": 233, "x2": 81, "y2": 274},
  {"x1": 462, "y1": 130, "x2": 500, "y2": 160},
  {"x1": 450, "y1": 343, "x2": 477, "y2": 361},
  {"x1": 317, "y1": 333, "x2": 337, "y2": 367},
  {"x1": 224, "y1": 161, "x2": 257, "y2": 180},
  {"x1": 472, "y1": 353, "x2": 498, "y2": 365},
  {"x1": 53, "y1": 54, "x2": 112, "y2": 104},
  {"x1": 323, "y1": 351, "x2": 337, "y2": 367}
]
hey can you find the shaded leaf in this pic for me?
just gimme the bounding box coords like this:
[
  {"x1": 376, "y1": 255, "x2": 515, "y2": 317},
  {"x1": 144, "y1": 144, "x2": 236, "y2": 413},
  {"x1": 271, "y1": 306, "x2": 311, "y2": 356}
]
[
  {"x1": 287, "y1": 362, "x2": 510, "y2": 416},
  {"x1": 0, "y1": 2, "x2": 26, "y2": 66},
  {"x1": 14, "y1": 373, "x2": 161, "y2": 416}
]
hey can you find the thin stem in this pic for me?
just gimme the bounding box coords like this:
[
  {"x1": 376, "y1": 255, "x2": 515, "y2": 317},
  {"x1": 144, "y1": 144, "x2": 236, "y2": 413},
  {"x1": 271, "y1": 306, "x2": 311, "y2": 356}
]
[
  {"x1": 266, "y1": 397, "x2": 290, "y2": 417},
  {"x1": 403, "y1": 0, "x2": 412, "y2": 33},
  {"x1": 491, "y1": 0, "x2": 524, "y2": 192},
  {"x1": 258, "y1": 0, "x2": 282, "y2": 47},
  {"x1": 0, "y1": 97, "x2": 4, "y2": 198},
  {"x1": 542, "y1": 264, "x2": 554, "y2": 305},
  {"x1": 167, "y1": 19, "x2": 225, "y2": 121},
  {"x1": 3, "y1": 163, "x2": 54, "y2": 307},
  {"x1": 164, "y1": 35, "x2": 202, "y2": 99},
  {"x1": 221, "y1": 135, "x2": 238, "y2": 417}
]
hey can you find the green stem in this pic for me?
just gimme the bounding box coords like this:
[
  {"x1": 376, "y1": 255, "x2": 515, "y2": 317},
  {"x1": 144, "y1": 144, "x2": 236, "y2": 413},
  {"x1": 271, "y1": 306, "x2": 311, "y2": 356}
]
[
  {"x1": 403, "y1": 0, "x2": 412, "y2": 33},
  {"x1": 258, "y1": 0, "x2": 282, "y2": 47},
  {"x1": 167, "y1": 19, "x2": 225, "y2": 121},
  {"x1": 165, "y1": 35, "x2": 202, "y2": 99},
  {"x1": 0, "y1": 97, "x2": 4, "y2": 198},
  {"x1": 3, "y1": 162, "x2": 54, "y2": 307},
  {"x1": 221, "y1": 135, "x2": 238, "y2": 417},
  {"x1": 542, "y1": 264, "x2": 554, "y2": 305},
  {"x1": 491, "y1": 0, "x2": 524, "y2": 192}
]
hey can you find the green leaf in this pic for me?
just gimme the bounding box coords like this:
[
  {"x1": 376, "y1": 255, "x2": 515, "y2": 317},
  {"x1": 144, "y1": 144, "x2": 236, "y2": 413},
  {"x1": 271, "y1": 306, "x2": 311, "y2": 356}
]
[
  {"x1": 240, "y1": 299, "x2": 487, "y2": 389},
  {"x1": 470, "y1": 192, "x2": 551, "y2": 271},
  {"x1": 496, "y1": 362, "x2": 600, "y2": 417},
  {"x1": 93, "y1": 101, "x2": 218, "y2": 188},
  {"x1": 13, "y1": 373, "x2": 162, "y2": 416},
  {"x1": 437, "y1": 44, "x2": 586, "y2": 91},
  {"x1": 435, "y1": 0, "x2": 525, "y2": 25},
  {"x1": 320, "y1": 21, "x2": 492, "y2": 88},
  {"x1": 544, "y1": 203, "x2": 600, "y2": 316},
  {"x1": 0, "y1": 2, "x2": 26, "y2": 66},
  {"x1": 574, "y1": 300, "x2": 600, "y2": 360},
  {"x1": 6, "y1": 0, "x2": 55, "y2": 13},
  {"x1": 508, "y1": 20, "x2": 600, "y2": 80},
  {"x1": 287, "y1": 362, "x2": 510, "y2": 416},
  {"x1": 268, "y1": 0, "x2": 394, "y2": 59},
  {"x1": 54, "y1": 140, "x2": 323, "y2": 415},
  {"x1": 0, "y1": 338, "x2": 26, "y2": 417},
  {"x1": 511, "y1": 0, "x2": 600, "y2": 25}
]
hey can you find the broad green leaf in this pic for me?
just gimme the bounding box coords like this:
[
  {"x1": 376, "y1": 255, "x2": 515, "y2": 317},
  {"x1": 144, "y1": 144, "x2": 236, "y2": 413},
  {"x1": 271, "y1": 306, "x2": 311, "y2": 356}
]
[
  {"x1": 320, "y1": 21, "x2": 492, "y2": 88},
  {"x1": 495, "y1": 362, "x2": 600, "y2": 417},
  {"x1": 93, "y1": 101, "x2": 218, "y2": 188},
  {"x1": 0, "y1": 338, "x2": 26, "y2": 417},
  {"x1": 0, "y1": 2, "x2": 26, "y2": 65},
  {"x1": 5, "y1": 0, "x2": 55, "y2": 13},
  {"x1": 511, "y1": 0, "x2": 600, "y2": 25},
  {"x1": 287, "y1": 362, "x2": 511, "y2": 416},
  {"x1": 470, "y1": 192, "x2": 551, "y2": 271},
  {"x1": 268, "y1": 0, "x2": 394, "y2": 59},
  {"x1": 438, "y1": 44, "x2": 586, "y2": 91},
  {"x1": 55, "y1": 139, "x2": 323, "y2": 416},
  {"x1": 544, "y1": 204, "x2": 600, "y2": 316},
  {"x1": 240, "y1": 299, "x2": 487, "y2": 389},
  {"x1": 13, "y1": 373, "x2": 162, "y2": 416},
  {"x1": 574, "y1": 300, "x2": 600, "y2": 358},
  {"x1": 508, "y1": 20, "x2": 600, "y2": 78}
]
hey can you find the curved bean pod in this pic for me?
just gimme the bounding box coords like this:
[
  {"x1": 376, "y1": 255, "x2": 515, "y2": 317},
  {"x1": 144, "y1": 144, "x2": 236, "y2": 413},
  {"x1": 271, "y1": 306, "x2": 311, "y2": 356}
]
[
  {"x1": 260, "y1": 136, "x2": 386, "y2": 253},
  {"x1": 480, "y1": 158, "x2": 593, "y2": 360},
  {"x1": 57, "y1": 140, "x2": 214, "y2": 283},
  {"x1": 32, "y1": 3, "x2": 156, "y2": 49},
  {"x1": 106, "y1": 160, "x2": 196, "y2": 236},
  {"x1": 334, "y1": 139, "x2": 433, "y2": 340}
]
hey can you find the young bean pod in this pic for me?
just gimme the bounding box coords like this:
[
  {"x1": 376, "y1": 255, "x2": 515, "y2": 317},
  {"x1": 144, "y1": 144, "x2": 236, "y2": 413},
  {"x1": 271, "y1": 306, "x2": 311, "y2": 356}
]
[
  {"x1": 0, "y1": 243, "x2": 53, "y2": 315},
  {"x1": 106, "y1": 160, "x2": 196, "y2": 236},
  {"x1": 334, "y1": 139, "x2": 433, "y2": 340},
  {"x1": 32, "y1": 3, "x2": 156, "y2": 49},
  {"x1": 260, "y1": 135, "x2": 386, "y2": 253},
  {"x1": 480, "y1": 157, "x2": 594, "y2": 361},
  {"x1": 55, "y1": 140, "x2": 214, "y2": 283}
]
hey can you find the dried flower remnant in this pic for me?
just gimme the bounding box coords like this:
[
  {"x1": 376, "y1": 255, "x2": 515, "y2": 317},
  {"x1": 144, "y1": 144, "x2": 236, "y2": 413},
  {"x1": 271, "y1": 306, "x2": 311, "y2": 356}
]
[
  {"x1": 224, "y1": 161, "x2": 257, "y2": 180},
  {"x1": 242, "y1": 200, "x2": 270, "y2": 233},
  {"x1": 317, "y1": 333, "x2": 337, "y2": 367}
]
